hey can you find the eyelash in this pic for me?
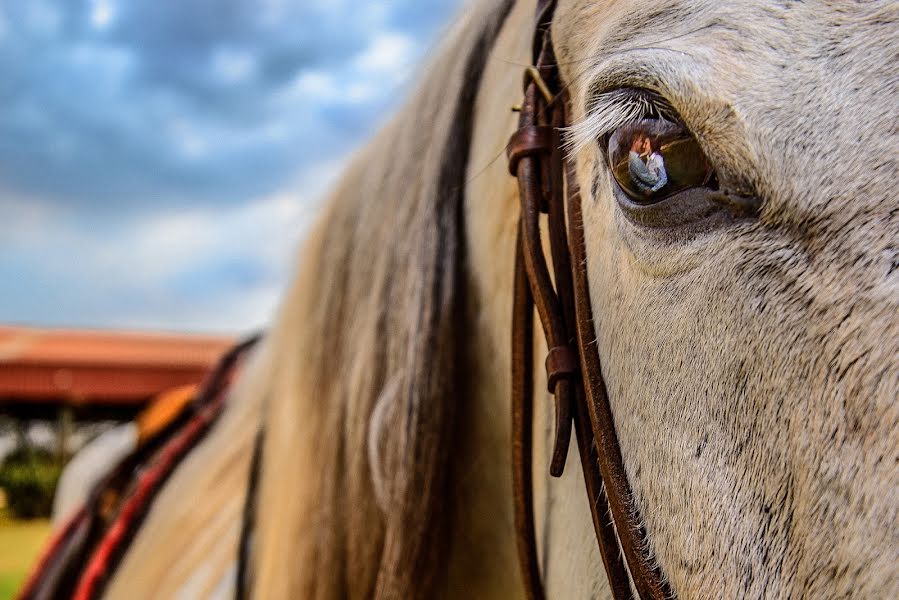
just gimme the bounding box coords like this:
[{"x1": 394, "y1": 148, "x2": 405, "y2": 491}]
[{"x1": 565, "y1": 89, "x2": 679, "y2": 155}]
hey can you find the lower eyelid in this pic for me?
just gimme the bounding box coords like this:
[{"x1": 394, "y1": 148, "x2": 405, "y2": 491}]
[{"x1": 612, "y1": 184, "x2": 731, "y2": 232}]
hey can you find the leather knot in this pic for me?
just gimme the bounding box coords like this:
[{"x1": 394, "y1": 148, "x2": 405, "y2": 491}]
[
  {"x1": 507, "y1": 125, "x2": 554, "y2": 176},
  {"x1": 545, "y1": 345, "x2": 577, "y2": 393}
]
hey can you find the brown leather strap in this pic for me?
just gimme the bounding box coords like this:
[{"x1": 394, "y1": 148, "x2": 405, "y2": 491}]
[
  {"x1": 508, "y1": 1, "x2": 675, "y2": 598},
  {"x1": 507, "y1": 125, "x2": 555, "y2": 176},
  {"x1": 567, "y1": 159, "x2": 672, "y2": 599},
  {"x1": 512, "y1": 229, "x2": 543, "y2": 600}
]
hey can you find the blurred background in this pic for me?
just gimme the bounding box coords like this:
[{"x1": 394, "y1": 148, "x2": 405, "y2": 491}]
[
  {"x1": 1, "y1": 0, "x2": 461, "y2": 333},
  {"x1": 0, "y1": 0, "x2": 460, "y2": 595}
]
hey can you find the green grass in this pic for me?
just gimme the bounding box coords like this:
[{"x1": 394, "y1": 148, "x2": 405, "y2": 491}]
[{"x1": 0, "y1": 513, "x2": 51, "y2": 600}]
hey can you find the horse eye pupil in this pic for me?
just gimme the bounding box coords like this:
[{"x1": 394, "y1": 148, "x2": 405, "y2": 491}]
[{"x1": 607, "y1": 118, "x2": 712, "y2": 203}]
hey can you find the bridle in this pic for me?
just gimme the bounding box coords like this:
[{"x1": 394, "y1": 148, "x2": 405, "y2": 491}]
[
  {"x1": 19, "y1": 3, "x2": 683, "y2": 598},
  {"x1": 507, "y1": 1, "x2": 674, "y2": 598}
]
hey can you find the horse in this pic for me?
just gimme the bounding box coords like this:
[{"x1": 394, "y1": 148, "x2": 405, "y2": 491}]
[{"x1": 30, "y1": 0, "x2": 899, "y2": 598}]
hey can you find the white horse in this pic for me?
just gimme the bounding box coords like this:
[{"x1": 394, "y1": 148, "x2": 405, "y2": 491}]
[{"x1": 78, "y1": 0, "x2": 898, "y2": 598}]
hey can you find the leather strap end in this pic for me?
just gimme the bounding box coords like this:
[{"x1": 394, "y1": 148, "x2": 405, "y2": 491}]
[{"x1": 549, "y1": 383, "x2": 572, "y2": 478}]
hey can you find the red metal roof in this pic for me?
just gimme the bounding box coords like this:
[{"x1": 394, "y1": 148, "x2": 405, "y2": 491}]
[{"x1": 0, "y1": 326, "x2": 235, "y2": 407}]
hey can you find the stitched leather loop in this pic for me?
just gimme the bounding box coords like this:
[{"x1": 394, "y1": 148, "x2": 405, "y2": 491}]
[
  {"x1": 545, "y1": 345, "x2": 577, "y2": 393},
  {"x1": 507, "y1": 125, "x2": 554, "y2": 175}
]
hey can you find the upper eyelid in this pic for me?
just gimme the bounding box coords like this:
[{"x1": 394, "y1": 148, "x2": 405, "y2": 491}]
[
  {"x1": 564, "y1": 89, "x2": 676, "y2": 155},
  {"x1": 562, "y1": 46, "x2": 705, "y2": 152}
]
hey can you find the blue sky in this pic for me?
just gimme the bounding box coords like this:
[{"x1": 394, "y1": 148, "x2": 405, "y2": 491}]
[{"x1": 0, "y1": 0, "x2": 461, "y2": 334}]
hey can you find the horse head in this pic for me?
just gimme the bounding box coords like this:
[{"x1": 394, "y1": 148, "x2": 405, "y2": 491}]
[
  {"x1": 95, "y1": 1, "x2": 896, "y2": 598},
  {"x1": 467, "y1": 0, "x2": 898, "y2": 596}
]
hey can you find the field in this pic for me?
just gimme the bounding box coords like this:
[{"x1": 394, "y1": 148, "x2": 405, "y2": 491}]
[{"x1": 0, "y1": 514, "x2": 51, "y2": 600}]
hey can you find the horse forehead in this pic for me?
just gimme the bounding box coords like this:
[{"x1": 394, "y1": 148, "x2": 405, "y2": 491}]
[{"x1": 558, "y1": 0, "x2": 896, "y2": 83}]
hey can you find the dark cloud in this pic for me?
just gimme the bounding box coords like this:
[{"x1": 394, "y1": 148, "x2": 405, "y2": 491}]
[
  {"x1": 0, "y1": 0, "x2": 461, "y2": 214},
  {"x1": 0, "y1": 0, "x2": 462, "y2": 332}
]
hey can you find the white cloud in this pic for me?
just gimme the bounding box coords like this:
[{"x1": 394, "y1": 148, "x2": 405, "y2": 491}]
[
  {"x1": 284, "y1": 70, "x2": 341, "y2": 101},
  {"x1": 277, "y1": 32, "x2": 419, "y2": 107},
  {"x1": 211, "y1": 47, "x2": 257, "y2": 85},
  {"x1": 354, "y1": 32, "x2": 415, "y2": 73},
  {"x1": 0, "y1": 0, "x2": 463, "y2": 334},
  {"x1": 89, "y1": 0, "x2": 116, "y2": 30},
  {"x1": 345, "y1": 81, "x2": 379, "y2": 104},
  {"x1": 0, "y1": 156, "x2": 345, "y2": 334},
  {"x1": 165, "y1": 118, "x2": 211, "y2": 160}
]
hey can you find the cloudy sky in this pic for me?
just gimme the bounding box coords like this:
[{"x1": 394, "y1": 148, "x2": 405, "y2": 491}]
[{"x1": 0, "y1": 0, "x2": 461, "y2": 335}]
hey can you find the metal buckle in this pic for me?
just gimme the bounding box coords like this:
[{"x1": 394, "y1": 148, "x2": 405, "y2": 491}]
[
  {"x1": 512, "y1": 66, "x2": 554, "y2": 113},
  {"x1": 525, "y1": 65, "x2": 554, "y2": 103}
]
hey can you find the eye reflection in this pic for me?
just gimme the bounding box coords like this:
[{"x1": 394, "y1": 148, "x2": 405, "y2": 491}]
[{"x1": 607, "y1": 118, "x2": 713, "y2": 203}]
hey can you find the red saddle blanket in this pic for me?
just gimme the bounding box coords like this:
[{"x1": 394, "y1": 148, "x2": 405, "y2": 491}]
[{"x1": 17, "y1": 336, "x2": 259, "y2": 600}]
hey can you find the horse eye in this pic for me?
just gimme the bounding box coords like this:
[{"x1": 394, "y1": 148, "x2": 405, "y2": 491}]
[{"x1": 607, "y1": 118, "x2": 713, "y2": 204}]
